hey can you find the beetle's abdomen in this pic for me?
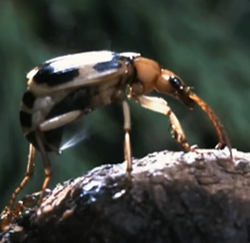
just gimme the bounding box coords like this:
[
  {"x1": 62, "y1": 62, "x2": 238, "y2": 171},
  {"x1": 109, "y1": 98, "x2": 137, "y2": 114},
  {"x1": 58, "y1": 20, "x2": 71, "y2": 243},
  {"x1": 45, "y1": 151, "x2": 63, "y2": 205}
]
[
  {"x1": 26, "y1": 128, "x2": 64, "y2": 152},
  {"x1": 20, "y1": 88, "x2": 95, "y2": 152},
  {"x1": 20, "y1": 91, "x2": 36, "y2": 131}
]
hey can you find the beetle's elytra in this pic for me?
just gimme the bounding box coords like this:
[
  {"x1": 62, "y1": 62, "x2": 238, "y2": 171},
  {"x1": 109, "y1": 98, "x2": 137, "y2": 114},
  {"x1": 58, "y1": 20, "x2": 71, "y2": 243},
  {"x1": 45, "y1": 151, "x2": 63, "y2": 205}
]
[{"x1": 1, "y1": 50, "x2": 232, "y2": 231}]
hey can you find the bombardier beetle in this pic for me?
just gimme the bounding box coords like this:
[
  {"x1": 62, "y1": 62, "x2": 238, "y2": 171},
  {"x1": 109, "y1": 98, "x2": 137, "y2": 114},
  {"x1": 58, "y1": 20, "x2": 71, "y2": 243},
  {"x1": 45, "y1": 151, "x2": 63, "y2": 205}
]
[{"x1": 1, "y1": 50, "x2": 232, "y2": 230}]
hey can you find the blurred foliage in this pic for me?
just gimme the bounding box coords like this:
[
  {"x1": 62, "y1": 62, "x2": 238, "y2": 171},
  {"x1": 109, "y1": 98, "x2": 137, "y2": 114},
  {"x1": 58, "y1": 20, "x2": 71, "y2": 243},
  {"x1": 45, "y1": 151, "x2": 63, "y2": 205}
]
[{"x1": 0, "y1": 0, "x2": 250, "y2": 209}]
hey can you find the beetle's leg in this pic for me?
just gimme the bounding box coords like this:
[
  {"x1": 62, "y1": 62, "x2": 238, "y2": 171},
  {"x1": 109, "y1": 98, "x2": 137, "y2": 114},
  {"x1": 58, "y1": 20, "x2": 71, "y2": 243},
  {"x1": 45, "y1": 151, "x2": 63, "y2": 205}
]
[
  {"x1": 1, "y1": 144, "x2": 35, "y2": 231},
  {"x1": 1, "y1": 189, "x2": 51, "y2": 231},
  {"x1": 5, "y1": 144, "x2": 35, "y2": 213},
  {"x1": 39, "y1": 110, "x2": 82, "y2": 132},
  {"x1": 34, "y1": 110, "x2": 84, "y2": 204},
  {"x1": 1, "y1": 208, "x2": 11, "y2": 231},
  {"x1": 122, "y1": 100, "x2": 133, "y2": 181},
  {"x1": 35, "y1": 131, "x2": 52, "y2": 206},
  {"x1": 131, "y1": 95, "x2": 195, "y2": 151},
  {"x1": 15, "y1": 188, "x2": 51, "y2": 212}
]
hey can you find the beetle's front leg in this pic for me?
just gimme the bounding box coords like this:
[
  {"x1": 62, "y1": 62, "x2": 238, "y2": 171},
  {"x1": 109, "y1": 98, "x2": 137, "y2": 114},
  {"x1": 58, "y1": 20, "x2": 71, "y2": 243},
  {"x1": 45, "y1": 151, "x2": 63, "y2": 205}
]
[{"x1": 131, "y1": 95, "x2": 196, "y2": 151}]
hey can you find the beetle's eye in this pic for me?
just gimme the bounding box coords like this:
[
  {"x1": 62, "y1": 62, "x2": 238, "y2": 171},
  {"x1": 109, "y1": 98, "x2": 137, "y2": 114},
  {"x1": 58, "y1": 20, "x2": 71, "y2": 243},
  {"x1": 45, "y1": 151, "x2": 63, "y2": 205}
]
[{"x1": 169, "y1": 76, "x2": 181, "y2": 89}]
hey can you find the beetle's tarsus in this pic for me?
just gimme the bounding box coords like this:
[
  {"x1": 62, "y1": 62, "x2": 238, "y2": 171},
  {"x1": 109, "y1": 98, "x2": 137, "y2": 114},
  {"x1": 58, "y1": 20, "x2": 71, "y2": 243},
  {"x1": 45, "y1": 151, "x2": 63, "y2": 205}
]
[
  {"x1": 1, "y1": 209, "x2": 11, "y2": 232},
  {"x1": 170, "y1": 128, "x2": 189, "y2": 151},
  {"x1": 0, "y1": 188, "x2": 53, "y2": 231},
  {"x1": 125, "y1": 171, "x2": 133, "y2": 192},
  {"x1": 190, "y1": 144, "x2": 199, "y2": 150},
  {"x1": 215, "y1": 142, "x2": 223, "y2": 150}
]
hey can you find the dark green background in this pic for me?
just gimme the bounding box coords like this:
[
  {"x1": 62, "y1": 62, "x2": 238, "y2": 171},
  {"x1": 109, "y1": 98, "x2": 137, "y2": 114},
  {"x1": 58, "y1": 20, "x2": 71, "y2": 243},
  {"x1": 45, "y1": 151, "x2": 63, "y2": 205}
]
[{"x1": 0, "y1": 0, "x2": 249, "y2": 209}]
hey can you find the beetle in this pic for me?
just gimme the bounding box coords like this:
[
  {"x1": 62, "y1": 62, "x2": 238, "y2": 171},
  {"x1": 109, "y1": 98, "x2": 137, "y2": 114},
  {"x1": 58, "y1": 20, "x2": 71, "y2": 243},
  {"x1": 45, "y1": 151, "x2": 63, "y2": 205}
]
[{"x1": 2, "y1": 51, "x2": 232, "y2": 227}]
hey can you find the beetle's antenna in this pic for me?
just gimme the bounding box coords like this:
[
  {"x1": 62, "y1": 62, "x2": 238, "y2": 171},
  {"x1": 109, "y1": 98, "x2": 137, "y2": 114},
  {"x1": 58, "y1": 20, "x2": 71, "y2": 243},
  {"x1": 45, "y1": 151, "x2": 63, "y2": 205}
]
[{"x1": 189, "y1": 92, "x2": 232, "y2": 160}]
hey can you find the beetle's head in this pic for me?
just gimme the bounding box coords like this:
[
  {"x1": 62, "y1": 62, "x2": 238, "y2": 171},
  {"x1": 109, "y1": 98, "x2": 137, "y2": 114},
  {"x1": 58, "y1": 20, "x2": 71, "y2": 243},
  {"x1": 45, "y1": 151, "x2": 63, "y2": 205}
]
[{"x1": 155, "y1": 69, "x2": 195, "y2": 109}]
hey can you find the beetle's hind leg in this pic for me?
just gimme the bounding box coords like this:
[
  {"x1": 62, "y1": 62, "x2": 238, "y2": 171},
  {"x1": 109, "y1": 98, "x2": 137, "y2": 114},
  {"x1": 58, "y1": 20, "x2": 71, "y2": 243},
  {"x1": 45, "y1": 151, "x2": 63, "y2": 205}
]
[
  {"x1": 122, "y1": 101, "x2": 133, "y2": 184},
  {"x1": 4, "y1": 144, "x2": 35, "y2": 213},
  {"x1": 1, "y1": 144, "x2": 35, "y2": 231},
  {"x1": 131, "y1": 95, "x2": 196, "y2": 151}
]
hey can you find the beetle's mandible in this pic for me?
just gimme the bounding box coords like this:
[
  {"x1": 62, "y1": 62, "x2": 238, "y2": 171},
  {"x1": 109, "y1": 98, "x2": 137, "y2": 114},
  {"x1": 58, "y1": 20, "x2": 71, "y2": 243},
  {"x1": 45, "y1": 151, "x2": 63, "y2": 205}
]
[{"x1": 1, "y1": 50, "x2": 232, "y2": 231}]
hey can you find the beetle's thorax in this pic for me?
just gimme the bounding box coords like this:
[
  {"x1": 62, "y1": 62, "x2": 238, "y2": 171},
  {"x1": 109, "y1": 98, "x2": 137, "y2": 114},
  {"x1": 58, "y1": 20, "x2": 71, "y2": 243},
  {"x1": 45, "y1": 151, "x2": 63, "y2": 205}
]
[
  {"x1": 131, "y1": 57, "x2": 162, "y2": 95},
  {"x1": 89, "y1": 63, "x2": 135, "y2": 109}
]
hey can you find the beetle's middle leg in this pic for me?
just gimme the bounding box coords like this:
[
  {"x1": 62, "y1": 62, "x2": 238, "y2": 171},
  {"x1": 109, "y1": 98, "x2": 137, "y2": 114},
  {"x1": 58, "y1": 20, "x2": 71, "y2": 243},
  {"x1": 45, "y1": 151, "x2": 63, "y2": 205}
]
[
  {"x1": 122, "y1": 100, "x2": 133, "y2": 182},
  {"x1": 35, "y1": 110, "x2": 83, "y2": 204},
  {"x1": 131, "y1": 95, "x2": 196, "y2": 151},
  {"x1": 35, "y1": 131, "x2": 53, "y2": 206}
]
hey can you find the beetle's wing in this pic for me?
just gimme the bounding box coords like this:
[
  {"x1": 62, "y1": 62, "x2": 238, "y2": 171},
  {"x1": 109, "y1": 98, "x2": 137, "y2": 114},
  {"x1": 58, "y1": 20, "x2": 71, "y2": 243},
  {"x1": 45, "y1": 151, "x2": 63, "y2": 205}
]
[{"x1": 27, "y1": 51, "x2": 138, "y2": 95}]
